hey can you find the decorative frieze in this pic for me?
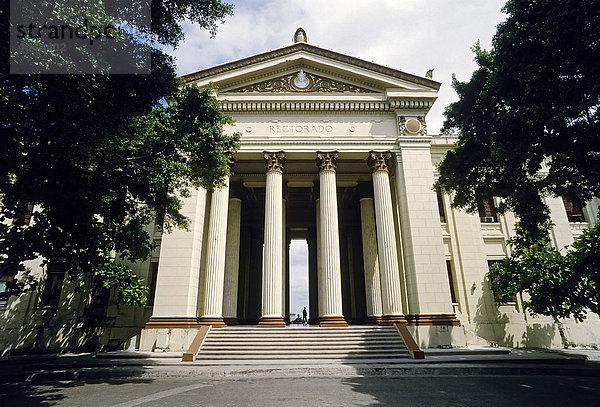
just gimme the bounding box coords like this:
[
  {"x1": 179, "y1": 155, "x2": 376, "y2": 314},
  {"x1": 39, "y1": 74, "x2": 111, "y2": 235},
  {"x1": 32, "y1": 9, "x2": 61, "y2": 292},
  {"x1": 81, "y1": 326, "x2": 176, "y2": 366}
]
[
  {"x1": 264, "y1": 151, "x2": 286, "y2": 172},
  {"x1": 316, "y1": 151, "x2": 338, "y2": 172},
  {"x1": 367, "y1": 151, "x2": 393, "y2": 172},
  {"x1": 226, "y1": 71, "x2": 372, "y2": 94}
]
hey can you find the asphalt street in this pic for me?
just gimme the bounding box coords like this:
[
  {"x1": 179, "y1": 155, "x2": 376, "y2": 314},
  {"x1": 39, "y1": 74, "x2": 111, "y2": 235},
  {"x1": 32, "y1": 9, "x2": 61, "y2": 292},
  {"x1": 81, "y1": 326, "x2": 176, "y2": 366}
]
[{"x1": 3, "y1": 375, "x2": 600, "y2": 406}]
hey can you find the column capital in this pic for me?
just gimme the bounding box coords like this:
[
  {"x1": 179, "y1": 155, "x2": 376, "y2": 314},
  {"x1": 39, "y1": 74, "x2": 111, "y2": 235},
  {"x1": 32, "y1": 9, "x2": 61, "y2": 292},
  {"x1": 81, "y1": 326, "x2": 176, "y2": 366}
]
[
  {"x1": 367, "y1": 151, "x2": 393, "y2": 172},
  {"x1": 264, "y1": 151, "x2": 285, "y2": 173},
  {"x1": 316, "y1": 151, "x2": 338, "y2": 172}
]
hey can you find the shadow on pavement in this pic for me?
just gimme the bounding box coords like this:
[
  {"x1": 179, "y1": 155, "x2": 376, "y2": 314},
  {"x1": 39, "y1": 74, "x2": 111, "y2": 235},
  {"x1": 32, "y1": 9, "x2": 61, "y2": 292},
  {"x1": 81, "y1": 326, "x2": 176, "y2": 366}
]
[{"x1": 0, "y1": 354, "x2": 156, "y2": 406}]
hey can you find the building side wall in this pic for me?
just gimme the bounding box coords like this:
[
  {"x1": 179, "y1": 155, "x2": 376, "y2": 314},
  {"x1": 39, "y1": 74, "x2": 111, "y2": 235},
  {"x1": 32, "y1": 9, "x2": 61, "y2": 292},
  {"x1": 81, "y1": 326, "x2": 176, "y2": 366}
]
[{"x1": 432, "y1": 138, "x2": 600, "y2": 349}]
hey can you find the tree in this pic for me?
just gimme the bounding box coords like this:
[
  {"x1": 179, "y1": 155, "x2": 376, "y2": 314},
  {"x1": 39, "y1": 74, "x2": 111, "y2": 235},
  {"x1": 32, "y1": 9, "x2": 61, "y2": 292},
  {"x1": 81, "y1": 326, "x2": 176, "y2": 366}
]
[
  {"x1": 0, "y1": 1, "x2": 238, "y2": 306},
  {"x1": 436, "y1": 0, "x2": 600, "y2": 321},
  {"x1": 436, "y1": 0, "x2": 600, "y2": 237},
  {"x1": 489, "y1": 220, "x2": 600, "y2": 321}
]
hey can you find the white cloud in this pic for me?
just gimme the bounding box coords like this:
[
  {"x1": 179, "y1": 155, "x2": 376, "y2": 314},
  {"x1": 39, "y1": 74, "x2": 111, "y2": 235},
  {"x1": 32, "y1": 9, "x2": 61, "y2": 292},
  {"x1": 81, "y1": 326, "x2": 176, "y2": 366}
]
[{"x1": 167, "y1": 0, "x2": 507, "y2": 133}]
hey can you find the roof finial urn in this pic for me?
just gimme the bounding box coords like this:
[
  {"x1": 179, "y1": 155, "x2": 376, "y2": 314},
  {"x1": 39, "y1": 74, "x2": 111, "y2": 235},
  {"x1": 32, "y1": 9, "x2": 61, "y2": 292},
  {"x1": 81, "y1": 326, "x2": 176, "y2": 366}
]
[{"x1": 293, "y1": 28, "x2": 308, "y2": 43}]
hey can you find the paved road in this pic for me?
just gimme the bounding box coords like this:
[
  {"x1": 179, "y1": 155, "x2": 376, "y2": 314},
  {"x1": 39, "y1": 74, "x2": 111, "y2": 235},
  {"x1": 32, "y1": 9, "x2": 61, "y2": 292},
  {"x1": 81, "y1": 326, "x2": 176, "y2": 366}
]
[{"x1": 2, "y1": 375, "x2": 600, "y2": 406}]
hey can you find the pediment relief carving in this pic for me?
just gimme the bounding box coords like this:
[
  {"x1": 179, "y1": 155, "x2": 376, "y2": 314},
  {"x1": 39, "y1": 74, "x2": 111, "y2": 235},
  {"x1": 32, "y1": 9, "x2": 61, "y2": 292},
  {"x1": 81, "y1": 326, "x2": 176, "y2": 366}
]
[{"x1": 223, "y1": 70, "x2": 374, "y2": 94}]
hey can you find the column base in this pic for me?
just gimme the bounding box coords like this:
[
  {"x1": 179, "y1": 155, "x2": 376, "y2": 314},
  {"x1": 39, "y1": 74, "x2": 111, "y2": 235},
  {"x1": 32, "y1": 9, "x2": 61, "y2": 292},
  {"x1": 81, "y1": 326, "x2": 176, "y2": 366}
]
[
  {"x1": 319, "y1": 316, "x2": 348, "y2": 327},
  {"x1": 405, "y1": 314, "x2": 461, "y2": 326},
  {"x1": 198, "y1": 316, "x2": 226, "y2": 328},
  {"x1": 257, "y1": 316, "x2": 286, "y2": 328},
  {"x1": 144, "y1": 317, "x2": 200, "y2": 329},
  {"x1": 379, "y1": 315, "x2": 408, "y2": 326},
  {"x1": 366, "y1": 315, "x2": 384, "y2": 325},
  {"x1": 224, "y1": 317, "x2": 239, "y2": 326}
]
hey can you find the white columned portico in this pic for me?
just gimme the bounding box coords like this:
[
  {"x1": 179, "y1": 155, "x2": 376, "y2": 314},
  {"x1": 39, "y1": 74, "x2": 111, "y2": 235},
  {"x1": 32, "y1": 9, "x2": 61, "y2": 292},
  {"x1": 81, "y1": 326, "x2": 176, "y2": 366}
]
[
  {"x1": 359, "y1": 197, "x2": 383, "y2": 324},
  {"x1": 258, "y1": 151, "x2": 286, "y2": 327},
  {"x1": 368, "y1": 151, "x2": 406, "y2": 324},
  {"x1": 316, "y1": 151, "x2": 348, "y2": 327},
  {"x1": 222, "y1": 197, "x2": 242, "y2": 325},
  {"x1": 199, "y1": 177, "x2": 230, "y2": 327}
]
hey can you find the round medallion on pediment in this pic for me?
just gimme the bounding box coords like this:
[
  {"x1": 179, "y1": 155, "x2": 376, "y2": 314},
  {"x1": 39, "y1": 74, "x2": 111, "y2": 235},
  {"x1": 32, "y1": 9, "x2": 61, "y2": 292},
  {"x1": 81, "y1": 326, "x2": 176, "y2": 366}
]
[
  {"x1": 290, "y1": 69, "x2": 313, "y2": 91},
  {"x1": 405, "y1": 118, "x2": 422, "y2": 134}
]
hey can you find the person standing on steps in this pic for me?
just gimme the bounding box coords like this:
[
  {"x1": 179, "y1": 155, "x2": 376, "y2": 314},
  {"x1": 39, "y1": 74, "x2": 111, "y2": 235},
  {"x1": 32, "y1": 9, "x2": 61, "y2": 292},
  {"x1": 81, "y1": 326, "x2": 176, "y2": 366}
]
[{"x1": 302, "y1": 307, "x2": 308, "y2": 326}]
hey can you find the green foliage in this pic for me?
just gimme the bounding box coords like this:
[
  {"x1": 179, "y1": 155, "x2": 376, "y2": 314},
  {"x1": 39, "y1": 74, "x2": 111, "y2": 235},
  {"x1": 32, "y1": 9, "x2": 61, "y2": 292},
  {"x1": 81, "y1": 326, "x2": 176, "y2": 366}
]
[
  {"x1": 436, "y1": 0, "x2": 600, "y2": 237},
  {"x1": 489, "y1": 220, "x2": 600, "y2": 321},
  {"x1": 94, "y1": 263, "x2": 149, "y2": 307},
  {"x1": 0, "y1": 1, "x2": 237, "y2": 306}
]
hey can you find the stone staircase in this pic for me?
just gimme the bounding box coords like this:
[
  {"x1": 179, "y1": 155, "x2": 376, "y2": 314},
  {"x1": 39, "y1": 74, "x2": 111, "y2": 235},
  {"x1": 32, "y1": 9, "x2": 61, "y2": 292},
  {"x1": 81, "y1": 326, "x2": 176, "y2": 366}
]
[{"x1": 195, "y1": 325, "x2": 411, "y2": 364}]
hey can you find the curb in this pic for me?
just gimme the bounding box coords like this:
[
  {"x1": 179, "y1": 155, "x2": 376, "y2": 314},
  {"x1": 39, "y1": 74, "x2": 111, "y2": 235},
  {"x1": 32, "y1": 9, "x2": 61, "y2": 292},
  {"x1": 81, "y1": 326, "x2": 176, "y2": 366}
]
[{"x1": 2, "y1": 362, "x2": 600, "y2": 383}]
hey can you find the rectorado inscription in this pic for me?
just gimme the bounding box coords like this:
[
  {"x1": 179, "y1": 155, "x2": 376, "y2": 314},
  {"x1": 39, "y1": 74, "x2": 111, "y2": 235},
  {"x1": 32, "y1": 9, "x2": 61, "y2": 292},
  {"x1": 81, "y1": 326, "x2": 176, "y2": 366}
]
[{"x1": 269, "y1": 124, "x2": 334, "y2": 134}]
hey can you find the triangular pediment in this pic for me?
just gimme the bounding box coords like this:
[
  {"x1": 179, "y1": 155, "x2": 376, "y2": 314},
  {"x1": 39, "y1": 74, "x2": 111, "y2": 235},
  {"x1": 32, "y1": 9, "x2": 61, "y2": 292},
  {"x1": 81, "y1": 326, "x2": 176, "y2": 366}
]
[{"x1": 182, "y1": 43, "x2": 440, "y2": 95}]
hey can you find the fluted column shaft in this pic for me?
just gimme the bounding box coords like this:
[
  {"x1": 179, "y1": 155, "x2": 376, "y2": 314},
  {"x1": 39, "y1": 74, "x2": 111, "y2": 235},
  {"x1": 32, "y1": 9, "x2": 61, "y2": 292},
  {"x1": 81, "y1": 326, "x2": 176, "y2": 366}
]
[
  {"x1": 316, "y1": 151, "x2": 348, "y2": 327},
  {"x1": 199, "y1": 177, "x2": 230, "y2": 327},
  {"x1": 368, "y1": 151, "x2": 406, "y2": 324},
  {"x1": 282, "y1": 199, "x2": 287, "y2": 321},
  {"x1": 222, "y1": 198, "x2": 242, "y2": 325},
  {"x1": 259, "y1": 151, "x2": 286, "y2": 327},
  {"x1": 316, "y1": 198, "x2": 323, "y2": 318},
  {"x1": 360, "y1": 198, "x2": 384, "y2": 323}
]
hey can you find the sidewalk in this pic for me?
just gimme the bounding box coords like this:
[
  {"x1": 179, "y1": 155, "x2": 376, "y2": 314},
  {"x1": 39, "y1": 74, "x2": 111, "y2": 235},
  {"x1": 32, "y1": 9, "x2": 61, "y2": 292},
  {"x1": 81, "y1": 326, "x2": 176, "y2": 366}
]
[{"x1": 1, "y1": 346, "x2": 599, "y2": 382}]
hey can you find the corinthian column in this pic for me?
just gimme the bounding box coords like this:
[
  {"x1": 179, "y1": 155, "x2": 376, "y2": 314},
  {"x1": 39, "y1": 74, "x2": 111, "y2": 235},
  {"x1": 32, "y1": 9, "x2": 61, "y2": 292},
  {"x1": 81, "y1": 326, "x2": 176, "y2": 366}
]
[
  {"x1": 367, "y1": 151, "x2": 406, "y2": 324},
  {"x1": 198, "y1": 177, "x2": 230, "y2": 327},
  {"x1": 360, "y1": 197, "x2": 384, "y2": 324},
  {"x1": 316, "y1": 151, "x2": 348, "y2": 327},
  {"x1": 258, "y1": 151, "x2": 286, "y2": 327},
  {"x1": 222, "y1": 197, "x2": 242, "y2": 325}
]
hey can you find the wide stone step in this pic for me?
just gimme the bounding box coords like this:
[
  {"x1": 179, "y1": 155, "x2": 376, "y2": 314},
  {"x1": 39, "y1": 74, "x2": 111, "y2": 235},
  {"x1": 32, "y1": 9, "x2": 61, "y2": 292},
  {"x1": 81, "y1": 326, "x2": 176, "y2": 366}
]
[
  {"x1": 204, "y1": 338, "x2": 404, "y2": 346},
  {"x1": 202, "y1": 344, "x2": 406, "y2": 351},
  {"x1": 207, "y1": 332, "x2": 400, "y2": 338},
  {"x1": 195, "y1": 326, "x2": 410, "y2": 363},
  {"x1": 212, "y1": 327, "x2": 395, "y2": 332},
  {"x1": 210, "y1": 328, "x2": 396, "y2": 332},
  {"x1": 200, "y1": 348, "x2": 408, "y2": 354},
  {"x1": 205, "y1": 336, "x2": 401, "y2": 342},
  {"x1": 191, "y1": 358, "x2": 414, "y2": 365},
  {"x1": 196, "y1": 352, "x2": 412, "y2": 360},
  {"x1": 211, "y1": 329, "x2": 398, "y2": 337}
]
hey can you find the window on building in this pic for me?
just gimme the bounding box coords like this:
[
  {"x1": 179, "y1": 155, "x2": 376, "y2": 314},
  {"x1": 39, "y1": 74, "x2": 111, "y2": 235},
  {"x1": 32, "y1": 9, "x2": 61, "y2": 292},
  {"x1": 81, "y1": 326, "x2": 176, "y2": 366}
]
[
  {"x1": 437, "y1": 192, "x2": 447, "y2": 223},
  {"x1": 89, "y1": 281, "x2": 110, "y2": 308},
  {"x1": 147, "y1": 262, "x2": 159, "y2": 306},
  {"x1": 478, "y1": 200, "x2": 498, "y2": 223},
  {"x1": 0, "y1": 274, "x2": 14, "y2": 308},
  {"x1": 562, "y1": 197, "x2": 586, "y2": 223},
  {"x1": 446, "y1": 260, "x2": 457, "y2": 304},
  {"x1": 488, "y1": 260, "x2": 515, "y2": 304},
  {"x1": 40, "y1": 266, "x2": 65, "y2": 307},
  {"x1": 85, "y1": 278, "x2": 111, "y2": 325}
]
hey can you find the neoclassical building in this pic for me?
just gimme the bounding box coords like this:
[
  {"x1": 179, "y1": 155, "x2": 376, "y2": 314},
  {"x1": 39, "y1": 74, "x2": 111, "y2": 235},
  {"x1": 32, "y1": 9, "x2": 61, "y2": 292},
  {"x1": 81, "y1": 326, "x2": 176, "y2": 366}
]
[
  {"x1": 1, "y1": 29, "x2": 599, "y2": 354},
  {"x1": 137, "y1": 29, "x2": 600, "y2": 350}
]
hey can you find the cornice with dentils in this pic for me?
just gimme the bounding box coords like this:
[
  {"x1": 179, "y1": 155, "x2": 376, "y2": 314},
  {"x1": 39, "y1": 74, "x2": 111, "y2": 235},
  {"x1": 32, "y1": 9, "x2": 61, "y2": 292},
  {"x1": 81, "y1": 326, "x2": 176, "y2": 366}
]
[{"x1": 180, "y1": 42, "x2": 441, "y2": 91}]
